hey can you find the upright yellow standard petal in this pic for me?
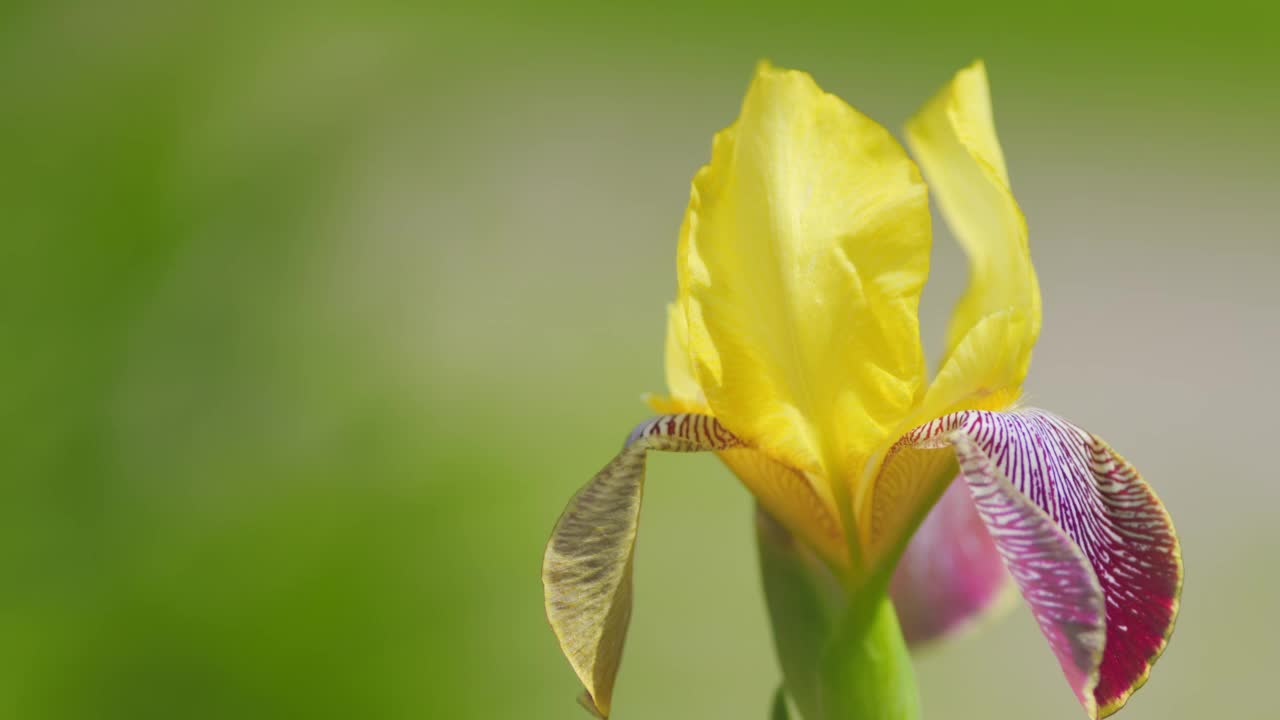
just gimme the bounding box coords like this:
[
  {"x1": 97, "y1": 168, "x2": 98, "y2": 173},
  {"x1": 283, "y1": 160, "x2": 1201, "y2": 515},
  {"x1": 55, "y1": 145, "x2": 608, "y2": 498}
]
[
  {"x1": 648, "y1": 301, "x2": 849, "y2": 568},
  {"x1": 647, "y1": 301, "x2": 707, "y2": 416},
  {"x1": 657, "y1": 302, "x2": 705, "y2": 412},
  {"x1": 678, "y1": 62, "x2": 931, "y2": 527},
  {"x1": 906, "y1": 61, "x2": 1041, "y2": 419}
]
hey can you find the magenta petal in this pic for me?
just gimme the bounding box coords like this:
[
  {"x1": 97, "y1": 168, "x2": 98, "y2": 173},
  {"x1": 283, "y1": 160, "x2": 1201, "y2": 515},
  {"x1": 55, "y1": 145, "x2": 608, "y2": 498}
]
[
  {"x1": 903, "y1": 409, "x2": 1182, "y2": 717},
  {"x1": 951, "y1": 423, "x2": 1107, "y2": 713},
  {"x1": 890, "y1": 476, "x2": 1012, "y2": 646}
]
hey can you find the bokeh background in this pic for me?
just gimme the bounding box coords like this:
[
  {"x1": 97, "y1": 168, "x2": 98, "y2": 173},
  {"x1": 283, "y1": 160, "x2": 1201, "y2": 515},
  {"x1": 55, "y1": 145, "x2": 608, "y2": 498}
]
[{"x1": 4, "y1": 1, "x2": 1277, "y2": 718}]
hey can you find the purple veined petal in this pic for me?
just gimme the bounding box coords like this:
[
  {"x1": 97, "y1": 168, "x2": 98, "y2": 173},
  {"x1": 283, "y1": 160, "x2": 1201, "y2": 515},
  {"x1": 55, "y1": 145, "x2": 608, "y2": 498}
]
[
  {"x1": 900, "y1": 409, "x2": 1182, "y2": 718},
  {"x1": 543, "y1": 414, "x2": 744, "y2": 718},
  {"x1": 951, "y1": 424, "x2": 1107, "y2": 713},
  {"x1": 890, "y1": 475, "x2": 1014, "y2": 647}
]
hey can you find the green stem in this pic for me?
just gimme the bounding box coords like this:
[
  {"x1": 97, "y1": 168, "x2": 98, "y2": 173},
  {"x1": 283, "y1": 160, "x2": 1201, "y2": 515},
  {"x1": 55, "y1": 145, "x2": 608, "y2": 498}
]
[
  {"x1": 818, "y1": 594, "x2": 920, "y2": 720},
  {"x1": 757, "y1": 506, "x2": 920, "y2": 720}
]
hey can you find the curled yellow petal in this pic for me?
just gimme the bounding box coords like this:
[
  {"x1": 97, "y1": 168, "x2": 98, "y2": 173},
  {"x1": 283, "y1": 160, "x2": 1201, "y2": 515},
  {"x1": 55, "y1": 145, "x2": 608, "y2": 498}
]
[
  {"x1": 648, "y1": 302, "x2": 847, "y2": 568},
  {"x1": 906, "y1": 61, "x2": 1041, "y2": 420},
  {"x1": 659, "y1": 301, "x2": 705, "y2": 411},
  {"x1": 678, "y1": 61, "x2": 932, "y2": 527}
]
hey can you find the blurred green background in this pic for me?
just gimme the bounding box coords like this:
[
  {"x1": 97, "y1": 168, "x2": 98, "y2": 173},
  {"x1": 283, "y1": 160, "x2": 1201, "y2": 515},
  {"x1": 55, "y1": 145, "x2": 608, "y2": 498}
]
[{"x1": 3, "y1": 1, "x2": 1276, "y2": 718}]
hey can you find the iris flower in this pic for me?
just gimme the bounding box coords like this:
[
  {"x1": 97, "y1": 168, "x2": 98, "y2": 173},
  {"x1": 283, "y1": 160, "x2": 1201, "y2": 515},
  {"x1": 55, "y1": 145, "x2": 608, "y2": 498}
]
[{"x1": 542, "y1": 61, "x2": 1181, "y2": 720}]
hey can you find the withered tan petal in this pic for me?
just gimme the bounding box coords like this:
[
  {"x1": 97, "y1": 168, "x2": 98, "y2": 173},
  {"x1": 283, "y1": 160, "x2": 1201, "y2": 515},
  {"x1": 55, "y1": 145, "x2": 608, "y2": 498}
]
[{"x1": 542, "y1": 414, "x2": 743, "y2": 717}]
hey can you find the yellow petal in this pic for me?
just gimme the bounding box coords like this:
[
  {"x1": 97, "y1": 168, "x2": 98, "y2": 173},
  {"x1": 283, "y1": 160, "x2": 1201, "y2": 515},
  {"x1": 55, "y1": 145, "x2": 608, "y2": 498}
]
[
  {"x1": 678, "y1": 62, "x2": 931, "y2": 520},
  {"x1": 645, "y1": 301, "x2": 708, "y2": 415},
  {"x1": 721, "y1": 447, "x2": 848, "y2": 569},
  {"x1": 646, "y1": 302, "x2": 847, "y2": 567},
  {"x1": 661, "y1": 301, "x2": 704, "y2": 408},
  {"x1": 906, "y1": 61, "x2": 1041, "y2": 420}
]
